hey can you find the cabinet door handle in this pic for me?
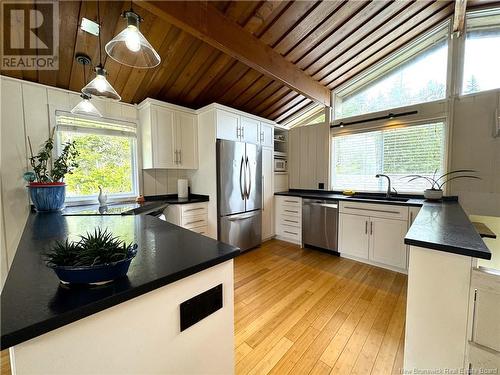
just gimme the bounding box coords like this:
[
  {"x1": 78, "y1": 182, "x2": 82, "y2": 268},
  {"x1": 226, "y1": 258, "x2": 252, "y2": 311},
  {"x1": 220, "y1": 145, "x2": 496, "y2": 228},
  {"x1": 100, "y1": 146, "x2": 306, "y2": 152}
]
[
  {"x1": 241, "y1": 126, "x2": 244, "y2": 139},
  {"x1": 179, "y1": 150, "x2": 182, "y2": 165},
  {"x1": 370, "y1": 221, "x2": 373, "y2": 235},
  {"x1": 236, "y1": 126, "x2": 240, "y2": 139},
  {"x1": 174, "y1": 150, "x2": 178, "y2": 164},
  {"x1": 365, "y1": 221, "x2": 368, "y2": 234},
  {"x1": 471, "y1": 289, "x2": 478, "y2": 342},
  {"x1": 410, "y1": 211, "x2": 413, "y2": 223}
]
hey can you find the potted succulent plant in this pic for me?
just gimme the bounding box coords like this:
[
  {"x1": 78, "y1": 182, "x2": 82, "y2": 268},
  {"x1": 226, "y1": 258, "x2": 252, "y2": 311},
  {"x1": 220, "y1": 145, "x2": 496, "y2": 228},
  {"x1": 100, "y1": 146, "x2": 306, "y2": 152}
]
[
  {"x1": 403, "y1": 169, "x2": 481, "y2": 200},
  {"x1": 25, "y1": 130, "x2": 79, "y2": 212},
  {"x1": 44, "y1": 228, "x2": 138, "y2": 285}
]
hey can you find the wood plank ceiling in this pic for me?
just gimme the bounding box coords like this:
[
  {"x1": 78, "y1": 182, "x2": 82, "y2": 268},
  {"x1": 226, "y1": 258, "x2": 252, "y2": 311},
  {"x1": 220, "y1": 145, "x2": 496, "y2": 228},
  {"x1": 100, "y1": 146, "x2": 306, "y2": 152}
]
[{"x1": 1, "y1": 0, "x2": 496, "y2": 124}]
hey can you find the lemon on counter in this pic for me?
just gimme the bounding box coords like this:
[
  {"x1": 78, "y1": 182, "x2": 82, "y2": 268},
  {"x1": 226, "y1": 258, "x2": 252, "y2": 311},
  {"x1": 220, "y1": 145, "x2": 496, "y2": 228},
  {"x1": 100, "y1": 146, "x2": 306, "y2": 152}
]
[{"x1": 343, "y1": 190, "x2": 355, "y2": 196}]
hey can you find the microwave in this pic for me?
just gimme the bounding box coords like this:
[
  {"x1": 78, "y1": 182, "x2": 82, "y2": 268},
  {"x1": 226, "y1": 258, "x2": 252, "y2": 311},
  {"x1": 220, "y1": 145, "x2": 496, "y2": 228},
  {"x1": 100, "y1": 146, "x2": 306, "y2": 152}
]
[{"x1": 274, "y1": 158, "x2": 287, "y2": 172}]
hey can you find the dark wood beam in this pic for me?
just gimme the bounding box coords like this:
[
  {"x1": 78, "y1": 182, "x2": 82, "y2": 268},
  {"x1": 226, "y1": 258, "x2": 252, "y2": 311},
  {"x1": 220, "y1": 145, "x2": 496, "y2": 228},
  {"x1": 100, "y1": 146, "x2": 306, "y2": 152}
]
[
  {"x1": 137, "y1": 1, "x2": 331, "y2": 106},
  {"x1": 453, "y1": 0, "x2": 467, "y2": 34}
]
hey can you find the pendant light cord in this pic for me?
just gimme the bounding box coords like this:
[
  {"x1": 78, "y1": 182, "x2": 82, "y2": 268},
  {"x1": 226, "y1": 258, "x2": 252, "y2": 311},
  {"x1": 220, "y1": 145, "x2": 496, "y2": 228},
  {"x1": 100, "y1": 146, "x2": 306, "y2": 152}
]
[{"x1": 97, "y1": 0, "x2": 102, "y2": 67}]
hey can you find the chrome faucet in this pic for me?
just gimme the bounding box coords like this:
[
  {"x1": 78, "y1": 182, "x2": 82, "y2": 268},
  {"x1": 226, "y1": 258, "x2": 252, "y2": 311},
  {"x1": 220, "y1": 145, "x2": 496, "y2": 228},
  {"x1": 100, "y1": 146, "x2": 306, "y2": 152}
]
[{"x1": 376, "y1": 174, "x2": 393, "y2": 198}]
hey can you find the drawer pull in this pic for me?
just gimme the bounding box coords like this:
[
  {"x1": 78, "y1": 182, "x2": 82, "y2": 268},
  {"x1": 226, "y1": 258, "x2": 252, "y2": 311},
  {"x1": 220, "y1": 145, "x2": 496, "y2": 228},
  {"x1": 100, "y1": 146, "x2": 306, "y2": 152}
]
[
  {"x1": 284, "y1": 199, "x2": 298, "y2": 203},
  {"x1": 284, "y1": 230, "x2": 298, "y2": 235},
  {"x1": 344, "y1": 206, "x2": 400, "y2": 215},
  {"x1": 185, "y1": 219, "x2": 205, "y2": 225},
  {"x1": 184, "y1": 207, "x2": 205, "y2": 212},
  {"x1": 284, "y1": 219, "x2": 298, "y2": 223},
  {"x1": 284, "y1": 209, "x2": 298, "y2": 213}
]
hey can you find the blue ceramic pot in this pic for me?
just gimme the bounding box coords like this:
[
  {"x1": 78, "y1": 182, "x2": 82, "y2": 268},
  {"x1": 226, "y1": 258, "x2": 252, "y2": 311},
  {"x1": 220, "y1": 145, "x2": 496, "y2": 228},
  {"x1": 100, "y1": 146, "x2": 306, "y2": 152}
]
[
  {"x1": 50, "y1": 250, "x2": 137, "y2": 285},
  {"x1": 28, "y1": 183, "x2": 66, "y2": 212}
]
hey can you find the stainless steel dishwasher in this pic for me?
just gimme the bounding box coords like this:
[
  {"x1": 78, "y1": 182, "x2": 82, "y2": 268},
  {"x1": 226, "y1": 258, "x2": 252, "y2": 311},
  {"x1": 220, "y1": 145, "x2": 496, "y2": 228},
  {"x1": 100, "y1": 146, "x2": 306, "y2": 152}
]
[{"x1": 302, "y1": 199, "x2": 339, "y2": 254}]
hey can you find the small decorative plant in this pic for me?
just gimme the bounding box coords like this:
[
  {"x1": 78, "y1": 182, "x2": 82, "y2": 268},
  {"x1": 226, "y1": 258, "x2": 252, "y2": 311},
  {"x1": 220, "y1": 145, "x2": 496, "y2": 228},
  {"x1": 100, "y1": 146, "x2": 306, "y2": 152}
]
[
  {"x1": 403, "y1": 169, "x2": 481, "y2": 200},
  {"x1": 45, "y1": 228, "x2": 138, "y2": 285},
  {"x1": 27, "y1": 129, "x2": 79, "y2": 183},
  {"x1": 25, "y1": 130, "x2": 79, "y2": 211}
]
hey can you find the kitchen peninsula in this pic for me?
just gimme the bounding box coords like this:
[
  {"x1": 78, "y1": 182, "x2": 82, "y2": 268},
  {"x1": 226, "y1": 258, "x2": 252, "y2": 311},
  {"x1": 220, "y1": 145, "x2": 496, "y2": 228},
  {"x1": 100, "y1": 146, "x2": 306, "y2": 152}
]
[{"x1": 1, "y1": 211, "x2": 239, "y2": 374}]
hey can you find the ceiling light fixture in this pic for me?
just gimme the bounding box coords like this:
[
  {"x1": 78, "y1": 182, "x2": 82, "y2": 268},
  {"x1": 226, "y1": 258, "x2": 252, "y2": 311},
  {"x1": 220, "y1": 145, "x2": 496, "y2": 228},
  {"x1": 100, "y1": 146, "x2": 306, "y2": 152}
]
[
  {"x1": 105, "y1": 5, "x2": 161, "y2": 68},
  {"x1": 71, "y1": 54, "x2": 102, "y2": 117},
  {"x1": 82, "y1": 2, "x2": 121, "y2": 101}
]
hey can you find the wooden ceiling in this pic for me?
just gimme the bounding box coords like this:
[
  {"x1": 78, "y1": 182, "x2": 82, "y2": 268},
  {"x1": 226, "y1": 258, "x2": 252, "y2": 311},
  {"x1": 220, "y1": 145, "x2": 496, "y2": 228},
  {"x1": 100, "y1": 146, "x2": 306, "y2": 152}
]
[{"x1": 2, "y1": 0, "x2": 498, "y2": 124}]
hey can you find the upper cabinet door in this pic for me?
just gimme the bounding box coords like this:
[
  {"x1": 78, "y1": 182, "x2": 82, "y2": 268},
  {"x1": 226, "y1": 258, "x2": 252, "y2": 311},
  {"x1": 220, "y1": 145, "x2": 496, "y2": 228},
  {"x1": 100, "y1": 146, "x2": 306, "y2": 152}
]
[
  {"x1": 153, "y1": 107, "x2": 176, "y2": 168},
  {"x1": 259, "y1": 122, "x2": 274, "y2": 148},
  {"x1": 176, "y1": 112, "x2": 198, "y2": 169},
  {"x1": 216, "y1": 110, "x2": 240, "y2": 142},
  {"x1": 240, "y1": 116, "x2": 260, "y2": 144}
]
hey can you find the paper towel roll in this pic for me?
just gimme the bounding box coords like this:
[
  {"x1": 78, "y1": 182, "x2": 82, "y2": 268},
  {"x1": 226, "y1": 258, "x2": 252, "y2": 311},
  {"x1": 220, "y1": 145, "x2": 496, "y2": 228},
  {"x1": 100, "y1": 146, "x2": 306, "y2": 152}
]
[{"x1": 177, "y1": 179, "x2": 188, "y2": 198}]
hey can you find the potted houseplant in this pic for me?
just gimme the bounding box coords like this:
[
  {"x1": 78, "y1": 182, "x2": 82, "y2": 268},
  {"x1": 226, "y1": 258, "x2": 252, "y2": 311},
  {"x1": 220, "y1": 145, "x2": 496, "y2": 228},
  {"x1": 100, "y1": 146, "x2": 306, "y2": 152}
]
[
  {"x1": 403, "y1": 169, "x2": 481, "y2": 200},
  {"x1": 25, "y1": 130, "x2": 79, "y2": 212},
  {"x1": 44, "y1": 228, "x2": 138, "y2": 285}
]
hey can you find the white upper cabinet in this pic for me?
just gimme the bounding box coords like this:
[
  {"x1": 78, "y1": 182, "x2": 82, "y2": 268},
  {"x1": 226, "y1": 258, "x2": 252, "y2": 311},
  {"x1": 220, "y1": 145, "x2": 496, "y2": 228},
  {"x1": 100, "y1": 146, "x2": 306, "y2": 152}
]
[
  {"x1": 140, "y1": 100, "x2": 198, "y2": 170},
  {"x1": 215, "y1": 107, "x2": 275, "y2": 146},
  {"x1": 216, "y1": 110, "x2": 240, "y2": 142},
  {"x1": 240, "y1": 116, "x2": 260, "y2": 144},
  {"x1": 259, "y1": 122, "x2": 274, "y2": 148}
]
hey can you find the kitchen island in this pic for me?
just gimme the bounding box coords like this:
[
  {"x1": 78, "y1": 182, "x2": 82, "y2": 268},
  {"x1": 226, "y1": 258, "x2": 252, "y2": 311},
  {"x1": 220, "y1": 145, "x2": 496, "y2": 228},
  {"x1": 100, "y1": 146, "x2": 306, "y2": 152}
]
[{"x1": 1, "y1": 211, "x2": 239, "y2": 374}]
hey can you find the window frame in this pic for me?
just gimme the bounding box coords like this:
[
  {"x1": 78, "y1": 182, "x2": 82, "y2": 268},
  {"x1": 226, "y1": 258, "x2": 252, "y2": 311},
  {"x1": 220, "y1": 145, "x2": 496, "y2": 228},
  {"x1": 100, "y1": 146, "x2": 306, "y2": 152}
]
[
  {"x1": 458, "y1": 7, "x2": 500, "y2": 97},
  {"x1": 330, "y1": 116, "x2": 449, "y2": 194},
  {"x1": 54, "y1": 111, "x2": 140, "y2": 205},
  {"x1": 332, "y1": 20, "x2": 452, "y2": 121}
]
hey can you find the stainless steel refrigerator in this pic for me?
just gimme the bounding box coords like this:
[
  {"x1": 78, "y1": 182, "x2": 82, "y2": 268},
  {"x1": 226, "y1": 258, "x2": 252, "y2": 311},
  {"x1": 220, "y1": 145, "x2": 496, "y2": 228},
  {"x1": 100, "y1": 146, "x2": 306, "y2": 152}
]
[{"x1": 217, "y1": 139, "x2": 262, "y2": 251}]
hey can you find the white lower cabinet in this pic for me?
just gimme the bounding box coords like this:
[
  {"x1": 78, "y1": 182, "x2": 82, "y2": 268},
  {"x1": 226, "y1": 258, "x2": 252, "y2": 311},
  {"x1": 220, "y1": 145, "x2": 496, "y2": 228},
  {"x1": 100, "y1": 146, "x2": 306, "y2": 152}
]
[
  {"x1": 274, "y1": 195, "x2": 302, "y2": 245},
  {"x1": 339, "y1": 213, "x2": 369, "y2": 259},
  {"x1": 369, "y1": 217, "x2": 408, "y2": 270},
  {"x1": 164, "y1": 202, "x2": 208, "y2": 236},
  {"x1": 339, "y1": 201, "x2": 409, "y2": 273}
]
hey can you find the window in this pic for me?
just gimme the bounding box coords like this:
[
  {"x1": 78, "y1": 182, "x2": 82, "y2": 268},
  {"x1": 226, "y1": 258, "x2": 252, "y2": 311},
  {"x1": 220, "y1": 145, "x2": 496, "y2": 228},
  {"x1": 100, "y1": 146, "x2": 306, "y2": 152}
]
[
  {"x1": 56, "y1": 112, "x2": 138, "y2": 201},
  {"x1": 462, "y1": 9, "x2": 500, "y2": 94},
  {"x1": 331, "y1": 122, "x2": 446, "y2": 193},
  {"x1": 334, "y1": 24, "x2": 449, "y2": 119}
]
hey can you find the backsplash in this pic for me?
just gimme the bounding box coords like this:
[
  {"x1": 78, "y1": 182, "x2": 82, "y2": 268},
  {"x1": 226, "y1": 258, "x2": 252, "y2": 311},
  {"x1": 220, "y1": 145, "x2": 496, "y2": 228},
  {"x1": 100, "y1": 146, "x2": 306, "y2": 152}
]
[{"x1": 142, "y1": 170, "x2": 195, "y2": 196}]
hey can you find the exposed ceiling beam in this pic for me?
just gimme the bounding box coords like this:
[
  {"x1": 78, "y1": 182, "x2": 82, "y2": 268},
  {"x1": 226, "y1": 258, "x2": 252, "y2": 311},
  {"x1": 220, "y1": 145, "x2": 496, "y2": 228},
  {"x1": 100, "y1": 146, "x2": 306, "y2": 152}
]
[
  {"x1": 138, "y1": 1, "x2": 331, "y2": 106},
  {"x1": 453, "y1": 0, "x2": 468, "y2": 35}
]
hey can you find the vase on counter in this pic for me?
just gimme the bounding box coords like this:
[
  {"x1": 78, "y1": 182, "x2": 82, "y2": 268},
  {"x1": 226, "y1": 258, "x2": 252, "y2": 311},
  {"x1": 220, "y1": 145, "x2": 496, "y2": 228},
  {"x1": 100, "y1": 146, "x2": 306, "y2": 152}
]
[{"x1": 98, "y1": 186, "x2": 108, "y2": 206}]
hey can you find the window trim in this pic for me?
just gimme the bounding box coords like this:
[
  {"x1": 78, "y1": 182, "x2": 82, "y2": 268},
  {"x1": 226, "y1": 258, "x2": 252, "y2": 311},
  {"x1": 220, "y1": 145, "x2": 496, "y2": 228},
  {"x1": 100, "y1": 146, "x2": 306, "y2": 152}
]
[
  {"x1": 330, "y1": 116, "x2": 449, "y2": 194},
  {"x1": 54, "y1": 111, "x2": 139, "y2": 205}
]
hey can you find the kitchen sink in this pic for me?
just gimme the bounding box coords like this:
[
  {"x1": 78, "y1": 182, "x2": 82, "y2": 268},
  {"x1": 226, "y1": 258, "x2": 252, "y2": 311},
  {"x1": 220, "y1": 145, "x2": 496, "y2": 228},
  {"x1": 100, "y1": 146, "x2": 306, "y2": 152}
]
[{"x1": 346, "y1": 195, "x2": 409, "y2": 203}]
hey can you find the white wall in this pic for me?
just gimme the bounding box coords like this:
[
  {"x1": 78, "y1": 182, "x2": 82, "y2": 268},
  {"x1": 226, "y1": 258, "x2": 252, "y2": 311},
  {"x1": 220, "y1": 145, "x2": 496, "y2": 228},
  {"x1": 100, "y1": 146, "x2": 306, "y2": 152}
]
[
  {"x1": 0, "y1": 76, "x2": 137, "y2": 290},
  {"x1": 450, "y1": 90, "x2": 500, "y2": 216}
]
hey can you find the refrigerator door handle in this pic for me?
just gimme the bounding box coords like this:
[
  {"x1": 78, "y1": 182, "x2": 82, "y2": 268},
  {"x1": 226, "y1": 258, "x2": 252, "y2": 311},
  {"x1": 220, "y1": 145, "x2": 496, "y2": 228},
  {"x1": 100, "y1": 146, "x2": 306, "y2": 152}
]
[
  {"x1": 245, "y1": 156, "x2": 251, "y2": 198},
  {"x1": 239, "y1": 156, "x2": 245, "y2": 200}
]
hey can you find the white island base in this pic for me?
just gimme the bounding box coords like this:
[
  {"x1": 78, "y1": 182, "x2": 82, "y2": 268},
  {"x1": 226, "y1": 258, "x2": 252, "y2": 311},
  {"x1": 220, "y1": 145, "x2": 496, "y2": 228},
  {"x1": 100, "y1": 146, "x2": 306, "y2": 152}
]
[{"x1": 9, "y1": 260, "x2": 235, "y2": 375}]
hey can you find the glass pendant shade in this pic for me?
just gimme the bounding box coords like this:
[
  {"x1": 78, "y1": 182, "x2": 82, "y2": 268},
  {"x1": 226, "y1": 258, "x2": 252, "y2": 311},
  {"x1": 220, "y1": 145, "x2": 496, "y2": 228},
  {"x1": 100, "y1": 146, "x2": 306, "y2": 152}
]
[
  {"x1": 105, "y1": 11, "x2": 161, "y2": 68},
  {"x1": 71, "y1": 94, "x2": 102, "y2": 117},
  {"x1": 82, "y1": 66, "x2": 121, "y2": 101}
]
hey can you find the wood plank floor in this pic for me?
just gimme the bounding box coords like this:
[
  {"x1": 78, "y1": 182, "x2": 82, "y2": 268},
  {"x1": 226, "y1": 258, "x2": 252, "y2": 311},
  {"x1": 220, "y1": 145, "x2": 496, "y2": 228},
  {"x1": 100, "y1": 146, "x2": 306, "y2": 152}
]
[
  {"x1": 0, "y1": 239, "x2": 407, "y2": 375},
  {"x1": 234, "y1": 239, "x2": 407, "y2": 375}
]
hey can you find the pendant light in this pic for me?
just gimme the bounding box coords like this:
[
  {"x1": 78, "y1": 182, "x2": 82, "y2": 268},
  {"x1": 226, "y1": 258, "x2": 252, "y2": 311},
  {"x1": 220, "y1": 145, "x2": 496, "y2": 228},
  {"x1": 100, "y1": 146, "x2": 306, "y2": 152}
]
[
  {"x1": 105, "y1": 4, "x2": 161, "y2": 68},
  {"x1": 82, "y1": 2, "x2": 121, "y2": 101},
  {"x1": 71, "y1": 54, "x2": 102, "y2": 117}
]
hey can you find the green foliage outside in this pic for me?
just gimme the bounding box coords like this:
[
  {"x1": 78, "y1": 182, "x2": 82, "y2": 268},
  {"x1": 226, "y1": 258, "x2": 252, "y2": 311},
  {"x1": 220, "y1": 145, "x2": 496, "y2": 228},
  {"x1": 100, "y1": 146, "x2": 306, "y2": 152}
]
[{"x1": 61, "y1": 132, "x2": 134, "y2": 197}]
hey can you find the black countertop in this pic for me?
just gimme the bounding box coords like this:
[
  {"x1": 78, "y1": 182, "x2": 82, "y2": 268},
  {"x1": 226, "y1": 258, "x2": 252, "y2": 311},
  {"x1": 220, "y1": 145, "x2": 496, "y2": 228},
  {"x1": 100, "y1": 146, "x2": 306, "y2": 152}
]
[
  {"x1": 0, "y1": 212, "x2": 238, "y2": 350},
  {"x1": 275, "y1": 189, "x2": 491, "y2": 260},
  {"x1": 61, "y1": 194, "x2": 210, "y2": 216}
]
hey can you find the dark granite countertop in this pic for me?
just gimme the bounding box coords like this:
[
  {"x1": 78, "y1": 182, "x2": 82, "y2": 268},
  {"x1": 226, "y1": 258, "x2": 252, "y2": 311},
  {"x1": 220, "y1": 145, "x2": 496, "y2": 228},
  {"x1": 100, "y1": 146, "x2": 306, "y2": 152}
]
[
  {"x1": 275, "y1": 189, "x2": 491, "y2": 260},
  {"x1": 61, "y1": 194, "x2": 209, "y2": 216},
  {"x1": 0, "y1": 211, "x2": 238, "y2": 350}
]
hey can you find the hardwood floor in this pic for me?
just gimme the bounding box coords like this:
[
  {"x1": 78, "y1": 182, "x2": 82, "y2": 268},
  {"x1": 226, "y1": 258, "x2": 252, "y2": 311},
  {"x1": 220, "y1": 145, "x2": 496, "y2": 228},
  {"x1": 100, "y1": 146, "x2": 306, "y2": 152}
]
[
  {"x1": 234, "y1": 239, "x2": 407, "y2": 375},
  {"x1": 0, "y1": 239, "x2": 407, "y2": 375}
]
